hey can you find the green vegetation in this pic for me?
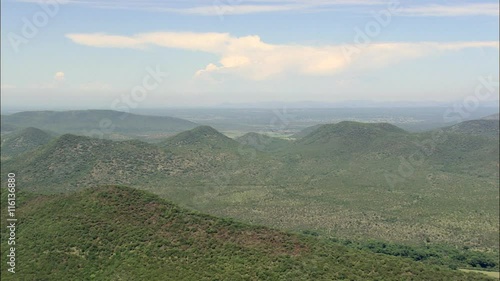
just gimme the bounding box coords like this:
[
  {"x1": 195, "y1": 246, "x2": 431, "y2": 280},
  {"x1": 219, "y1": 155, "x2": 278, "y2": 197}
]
[
  {"x1": 444, "y1": 119, "x2": 499, "y2": 137},
  {"x1": 0, "y1": 186, "x2": 493, "y2": 280},
  {"x1": 291, "y1": 124, "x2": 323, "y2": 139},
  {"x1": 460, "y1": 269, "x2": 500, "y2": 279},
  {"x1": 1, "y1": 117, "x2": 498, "y2": 278},
  {"x1": 1, "y1": 127, "x2": 55, "y2": 159},
  {"x1": 325, "y1": 238, "x2": 499, "y2": 271},
  {"x1": 236, "y1": 132, "x2": 291, "y2": 152},
  {"x1": 1, "y1": 110, "x2": 198, "y2": 140}
]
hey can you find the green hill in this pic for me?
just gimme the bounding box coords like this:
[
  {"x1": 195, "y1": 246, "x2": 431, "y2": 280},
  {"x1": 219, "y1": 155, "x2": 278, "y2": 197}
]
[
  {"x1": 291, "y1": 124, "x2": 323, "y2": 139},
  {"x1": 0, "y1": 186, "x2": 492, "y2": 281},
  {"x1": 481, "y1": 113, "x2": 499, "y2": 120},
  {"x1": 1, "y1": 127, "x2": 55, "y2": 159},
  {"x1": 162, "y1": 126, "x2": 238, "y2": 149},
  {"x1": 1, "y1": 134, "x2": 182, "y2": 192},
  {"x1": 445, "y1": 120, "x2": 499, "y2": 137},
  {"x1": 0, "y1": 110, "x2": 198, "y2": 139},
  {"x1": 298, "y1": 121, "x2": 407, "y2": 145},
  {"x1": 0, "y1": 121, "x2": 17, "y2": 133},
  {"x1": 1, "y1": 130, "x2": 277, "y2": 193},
  {"x1": 236, "y1": 132, "x2": 291, "y2": 152},
  {"x1": 1, "y1": 122, "x2": 498, "y2": 260}
]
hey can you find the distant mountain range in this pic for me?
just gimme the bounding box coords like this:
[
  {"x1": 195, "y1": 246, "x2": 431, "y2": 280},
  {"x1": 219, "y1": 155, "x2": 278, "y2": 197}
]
[
  {"x1": 215, "y1": 100, "x2": 500, "y2": 108},
  {"x1": 1, "y1": 110, "x2": 198, "y2": 139}
]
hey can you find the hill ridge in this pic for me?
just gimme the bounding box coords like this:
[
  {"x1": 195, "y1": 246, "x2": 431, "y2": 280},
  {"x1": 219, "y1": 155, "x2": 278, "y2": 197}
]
[
  {"x1": 0, "y1": 185, "x2": 491, "y2": 280},
  {"x1": 1, "y1": 127, "x2": 54, "y2": 158},
  {"x1": 298, "y1": 121, "x2": 407, "y2": 145},
  {"x1": 162, "y1": 125, "x2": 238, "y2": 148},
  {"x1": 1, "y1": 110, "x2": 198, "y2": 138}
]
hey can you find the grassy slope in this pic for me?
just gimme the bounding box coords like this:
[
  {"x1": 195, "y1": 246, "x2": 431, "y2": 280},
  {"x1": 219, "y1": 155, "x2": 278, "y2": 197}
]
[{"x1": 0, "y1": 186, "x2": 493, "y2": 281}]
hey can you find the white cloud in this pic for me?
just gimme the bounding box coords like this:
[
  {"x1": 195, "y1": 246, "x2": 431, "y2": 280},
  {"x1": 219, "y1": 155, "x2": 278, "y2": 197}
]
[
  {"x1": 401, "y1": 3, "x2": 500, "y2": 17},
  {"x1": 54, "y1": 71, "x2": 65, "y2": 81},
  {"x1": 66, "y1": 31, "x2": 499, "y2": 81},
  {"x1": 16, "y1": 0, "x2": 498, "y2": 16},
  {"x1": 66, "y1": 33, "x2": 146, "y2": 49}
]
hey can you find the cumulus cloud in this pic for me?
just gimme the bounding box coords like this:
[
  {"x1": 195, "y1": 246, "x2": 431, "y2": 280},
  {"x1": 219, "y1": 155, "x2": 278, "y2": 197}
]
[
  {"x1": 54, "y1": 71, "x2": 65, "y2": 81},
  {"x1": 66, "y1": 31, "x2": 499, "y2": 80}
]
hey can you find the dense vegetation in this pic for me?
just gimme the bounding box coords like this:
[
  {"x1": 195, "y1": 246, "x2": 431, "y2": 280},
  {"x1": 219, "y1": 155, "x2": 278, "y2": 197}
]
[
  {"x1": 444, "y1": 119, "x2": 499, "y2": 137},
  {"x1": 0, "y1": 127, "x2": 55, "y2": 160},
  {"x1": 328, "y1": 237, "x2": 499, "y2": 271},
  {"x1": 1, "y1": 114, "x2": 498, "y2": 279},
  {"x1": 236, "y1": 132, "x2": 292, "y2": 152},
  {"x1": 0, "y1": 186, "x2": 494, "y2": 280}
]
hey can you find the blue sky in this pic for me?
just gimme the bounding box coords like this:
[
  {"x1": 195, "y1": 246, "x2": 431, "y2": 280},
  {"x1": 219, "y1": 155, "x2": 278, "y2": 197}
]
[{"x1": 1, "y1": 0, "x2": 499, "y2": 108}]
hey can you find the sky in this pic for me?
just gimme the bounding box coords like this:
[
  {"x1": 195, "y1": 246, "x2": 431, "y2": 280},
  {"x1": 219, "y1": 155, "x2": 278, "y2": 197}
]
[{"x1": 1, "y1": 0, "x2": 499, "y2": 109}]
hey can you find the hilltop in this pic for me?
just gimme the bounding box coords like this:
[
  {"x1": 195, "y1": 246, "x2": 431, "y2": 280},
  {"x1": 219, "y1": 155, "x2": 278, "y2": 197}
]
[
  {"x1": 445, "y1": 119, "x2": 499, "y2": 137},
  {"x1": 1, "y1": 134, "x2": 181, "y2": 191},
  {"x1": 1, "y1": 127, "x2": 54, "y2": 159},
  {"x1": 1, "y1": 130, "x2": 278, "y2": 192},
  {"x1": 291, "y1": 124, "x2": 323, "y2": 139},
  {"x1": 298, "y1": 121, "x2": 407, "y2": 144},
  {"x1": 162, "y1": 126, "x2": 238, "y2": 149},
  {"x1": 0, "y1": 185, "x2": 491, "y2": 281},
  {"x1": 0, "y1": 110, "x2": 198, "y2": 139},
  {"x1": 481, "y1": 113, "x2": 499, "y2": 120}
]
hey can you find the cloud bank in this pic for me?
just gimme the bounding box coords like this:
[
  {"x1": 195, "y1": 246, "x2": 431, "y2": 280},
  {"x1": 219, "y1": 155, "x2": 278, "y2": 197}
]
[{"x1": 66, "y1": 31, "x2": 499, "y2": 81}]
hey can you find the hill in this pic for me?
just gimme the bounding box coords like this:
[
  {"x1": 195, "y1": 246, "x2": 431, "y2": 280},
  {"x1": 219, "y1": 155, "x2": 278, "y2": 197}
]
[
  {"x1": 236, "y1": 132, "x2": 291, "y2": 152},
  {"x1": 292, "y1": 121, "x2": 412, "y2": 159},
  {"x1": 2, "y1": 122, "x2": 498, "y2": 257},
  {"x1": 0, "y1": 121, "x2": 17, "y2": 132},
  {"x1": 291, "y1": 124, "x2": 324, "y2": 139},
  {"x1": 0, "y1": 110, "x2": 198, "y2": 139},
  {"x1": 481, "y1": 113, "x2": 499, "y2": 120},
  {"x1": 1, "y1": 127, "x2": 55, "y2": 159},
  {"x1": 161, "y1": 126, "x2": 238, "y2": 149},
  {"x1": 0, "y1": 185, "x2": 492, "y2": 280},
  {"x1": 1, "y1": 130, "x2": 278, "y2": 193},
  {"x1": 298, "y1": 121, "x2": 407, "y2": 145},
  {"x1": 445, "y1": 119, "x2": 499, "y2": 137},
  {"x1": 1, "y1": 134, "x2": 190, "y2": 192}
]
